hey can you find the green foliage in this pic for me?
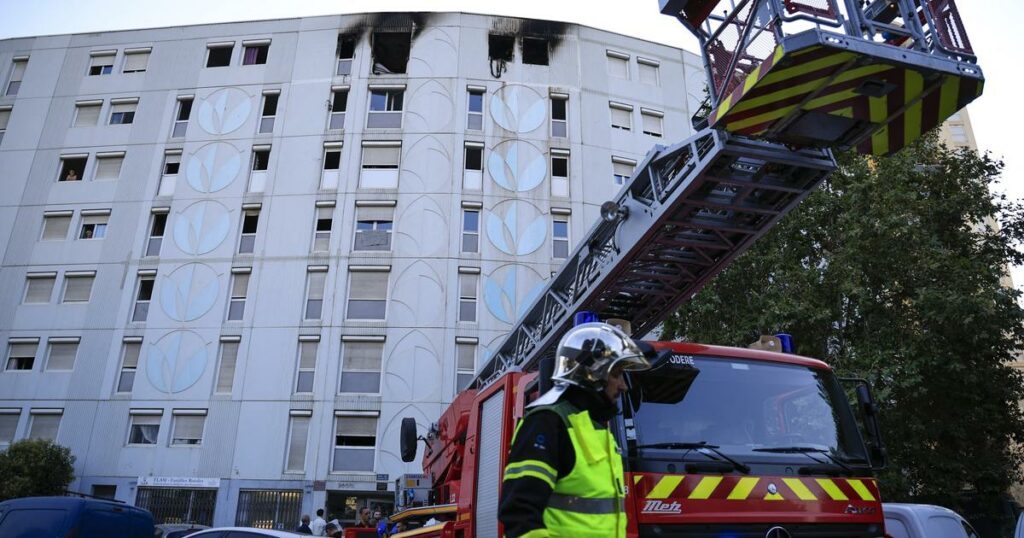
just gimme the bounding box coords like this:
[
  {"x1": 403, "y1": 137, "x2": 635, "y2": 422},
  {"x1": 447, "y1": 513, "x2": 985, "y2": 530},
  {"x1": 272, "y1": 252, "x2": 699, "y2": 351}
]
[
  {"x1": 664, "y1": 135, "x2": 1024, "y2": 527},
  {"x1": 0, "y1": 439, "x2": 76, "y2": 501}
]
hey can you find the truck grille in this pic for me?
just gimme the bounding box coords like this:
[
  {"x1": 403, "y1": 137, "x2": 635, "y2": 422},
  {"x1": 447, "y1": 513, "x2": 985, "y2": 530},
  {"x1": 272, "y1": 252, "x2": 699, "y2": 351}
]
[{"x1": 637, "y1": 523, "x2": 882, "y2": 538}]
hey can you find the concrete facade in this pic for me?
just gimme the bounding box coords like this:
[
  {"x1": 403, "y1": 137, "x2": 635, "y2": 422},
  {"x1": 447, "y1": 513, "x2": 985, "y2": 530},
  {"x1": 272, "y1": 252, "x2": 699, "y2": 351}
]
[{"x1": 0, "y1": 12, "x2": 703, "y2": 528}]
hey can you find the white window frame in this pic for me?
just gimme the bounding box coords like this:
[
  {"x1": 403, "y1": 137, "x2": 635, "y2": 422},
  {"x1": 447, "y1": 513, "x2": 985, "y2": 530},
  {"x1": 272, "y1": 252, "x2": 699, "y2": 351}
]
[
  {"x1": 550, "y1": 93, "x2": 568, "y2": 138},
  {"x1": 455, "y1": 337, "x2": 478, "y2": 392},
  {"x1": 552, "y1": 211, "x2": 570, "y2": 259},
  {"x1": 346, "y1": 266, "x2": 390, "y2": 321},
  {"x1": 44, "y1": 337, "x2": 79, "y2": 371},
  {"x1": 258, "y1": 90, "x2": 278, "y2": 133},
  {"x1": 132, "y1": 270, "x2": 156, "y2": 322},
  {"x1": 214, "y1": 336, "x2": 240, "y2": 394},
  {"x1": 458, "y1": 268, "x2": 479, "y2": 323},
  {"x1": 74, "y1": 100, "x2": 103, "y2": 127},
  {"x1": 146, "y1": 208, "x2": 169, "y2": 257},
  {"x1": 41, "y1": 211, "x2": 72, "y2": 241},
  {"x1": 172, "y1": 96, "x2": 193, "y2": 138},
  {"x1": 467, "y1": 86, "x2": 485, "y2": 131},
  {"x1": 0, "y1": 409, "x2": 20, "y2": 447},
  {"x1": 353, "y1": 201, "x2": 395, "y2": 252},
  {"x1": 88, "y1": 50, "x2": 116, "y2": 76},
  {"x1": 6, "y1": 339, "x2": 39, "y2": 372},
  {"x1": 227, "y1": 267, "x2": 251, "y2": 321},
  {"x1": 331, "y1": 411, "x2": 379, "y2": 473},
  {"x1": 359, "y1": 142, "x2": 401, "y2": 189},
  {"x1": 126, "y1": 409, "x2": 162, "y2": 446},
  {"x1": 108, "y1": 98, "x2": 138, "y2": 125},
  {"x1": 321, "y1": 142, "x2": 343, "y2": 190},
  {"x1": 606, "y1": 50, "x2": 630, "y2": 79},
  {"x1": 637, "y1": 57, "x2": 661, "y2": 86},
  {"x1": 0, "y1": 105, "x2": 10, "y2": 146},
  {"x1": 461, "y1": 203, "x2": 481, "y2": 254},
  {"x1": 641, "y1": 108, "x2": 664, "y2": 138},
  {"x1": 116, "y1": 337, "x2": 142, "y2": 393},
  {"x1": 78, "y1": 210, "x2": 110, "y2": 240},
  {"x1": 61, "y1": 271, "x2": 96, "y2": 303},
  {"x1": 28, "y1": 408, "x2": 62, "y2": 441},
  {"x1": 205, "y1": 42, "x2": 234, "y2": 68},
  {"x1": 312, "y1": 202, "x2": 335, "y2": 253},
  {"x1": 294, "y1": 336, "x2": 320, "y2": 394},
  {"x1": 304, "y1": 266, "x2": 328, "y2": 320},
  {"x1": 94, "y1": 151, "x2": 125, "y2": 181},
  {"x1": 612, "y1": 156, "x2": 637, "y2": 186},
  {"x1": 122, "y1": 48, "x2": 151, "y2": 74},
  {"x1": 238, "y1": 206, "x2": 261, "y2": 254},
  {"x1": 366, "y1": 86, "x2": 404, "y2": 129},
  {"x1": 610, "y1": 101, "x2": 633, "y2": 131},
  {"x1": 329, "y1": 86, "x2": 348, "y2": 130},
  {"x1": 285, "y1": 411, "x2": 311, "y2": 472},
  {"x1": 242, "y1": 40, "x2": 270, "y2": 66},
  {"x1": 551, "y1": 149, "x2": 570, "y2": 198},
  {"x1": 6, "y1": 57, "x2": 28, "y2": 96},
  {"x1": 24, "y1": 272, "x2": 57, "y2": 304},
  {"x1": 170, "y1": 409, "x2": 207, "y2": 446},
  {"x1": 339, "y1": 336, "x2": 385, "y2": 394}
]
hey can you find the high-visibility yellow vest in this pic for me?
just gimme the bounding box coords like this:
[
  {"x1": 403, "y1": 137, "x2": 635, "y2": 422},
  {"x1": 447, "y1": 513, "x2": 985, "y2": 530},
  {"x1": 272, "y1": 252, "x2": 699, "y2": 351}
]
[{"x1": 504, "y1": 400, "x2": 627, "y2": 538}]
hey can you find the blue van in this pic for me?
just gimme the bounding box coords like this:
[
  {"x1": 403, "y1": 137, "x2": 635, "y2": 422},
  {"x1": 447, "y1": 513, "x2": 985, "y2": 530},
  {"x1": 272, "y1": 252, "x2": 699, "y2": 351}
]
[{"x1": 0, "y1": 496, "x2": 154, "y2": 538}]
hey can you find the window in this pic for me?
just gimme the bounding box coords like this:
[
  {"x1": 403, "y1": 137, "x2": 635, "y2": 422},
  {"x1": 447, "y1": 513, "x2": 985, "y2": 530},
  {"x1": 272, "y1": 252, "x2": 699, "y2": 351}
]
[
  {"x1": 522, "y1": 37, "x2": 549, "y2": 65},
  {"x1": 321, "y1": 143, "x2": 343, "y2": 189},
  {"x1": 552, "y1": 216, "x2": 570, "y2": 259},
  {"x1": 74, "y1": 101, "x2": 102, "y2": 127},
  {"x1": 285, "y1": 412, "x2": 311, "y2": 472},
  {"x1": 28, "y1": 409, "x2": 61, "y2": 441},
  {"x1": 109, "y1": 99, "x2": 137, "y2": 125},
  {"x1": 488, "y1": 34, "x2": 515, "y2": 62},
  {"x1": 6, "y1": 340, "x2": 37, "y2": 371},
  {"x1": 610, "y1": 102, "x2": 633, "y2": 131},
  {"x1": 0, "y1": 410, "x2": 19, "y2": 447},
  {"x1": 332, "y1": 413, "x2": 377, "y2": 472},
  {"x1": 347, "y1": 268, "x2": 389, "y2": 320},
  {"x1": 467, "y1": 88, "x2": 484, "y2": 130},
  {"x1": 458, "y1": 269, "x2": 478, "y2": 323},
  {"x1": 313, "y1": 204, "x2": 334, "y2": 252},
  {"x1": 159, "y1": 151, "x2": 181, "y2": 196},
  {"x1": 249, "y1": 146, "x2": 270, "y2": 192},
  {"x1": 123, "y1": 48, "x2": 150, "y2": 73},
  {"x1": 340, "y1": 338, "x2": 383, "y2": 393},
  {"x1": 354, "y1": 203, "x2": 394, "y2": 251},
  {"x1": 259, "y1": 91, "x2": 278, "y2": 133},
  {"x1": 304, "y1": 267, "x2": 328, "y2": 320},
  {"x1": 132, "y1": 272, "x2": 156, "y2": 322},
  {"x1": 171, "y1": 410, "x2": 206, "y2": 445},
  {"x1": 551, "y1": 150, "x2": 569, "y2": 198},
  {"x1": 607, "y1": 51, "x2": 630, "y2": 79},
  {"x1": 550, "y1": 95, "x2": 568, "y2": 138},
  {"x1": 295, "y1": 337, "x2": 319, "y2": 393},
  {"x1": 45, "y1": 338, "x2": 78, "y2": 371},
  {"x1": 371, "y1": 32, "x2": 410, "y2": 74},
  {"x1": 24, "y1": 273, "x2": 56, "y2": 304},
  {"x1": 463, "y1": 142, "x2": 484, "y2": 190},
  {"x1": 94, "y1": 152, "x2": 124, "y2": 181},
  {"x1": 360, "y1": 142, "x2": 401, "y2": 189},
  {"x1": 206, "y1": 43, "x2": 233, "y2": 67},
  {"x1": 41, "y1": 212, "x2": 72, "y2": 240},
  {"x1": 146, "y1": 209, "x2": 168, "y2": 256},
  {"x1": 613, "y1": 157, "x2": 635, "y2": 186},
  {"x1": 117, "y1": 338, "x2": 141, "y2": 393},
  {"x1": 242, "y1": 41, "x2": 269, "y2": 65},
  {"x1": 239, "y1": 208, "x2": 260, "y2": 254},
  {"x1": 79, "y1": 212, "x2": 109, "y2": 240},
  {"x1": 336, "y1": 35, "x2": 356, "y2": 76},
  {"x1": 59, "y1": 155, "x2": 87, "y2": 182},
  {"x1": 172, "y1": 96, "x2": 192, "y2": 138},
  {"x1": 456, "y1": 339, "x2": 476, "y2": 391},
  {"x1": 367, "y1": 88, "x2": 404, "y2": 128},
  {"x1": 62, "y1": 272, "x2": 95, "y2": 303},
  {"x1": 638, "y1": 58, "x2": 660, "y2": 85},
  {"x1": 0, "y1": 106, "x2": 9, "y2": 146},
  {"x1": 329, "y1": 87, "x2": 348, "y2": 130},
  {"x1": 127, "y1": 410, "x2": 161, "y2": 445},
  {"x1": 462, "y1": 207, "x2": 480, "y2": 253},
  {"x1": 88, "y1": 51, "x2": 115, "y2": 76},
  {"x1": 227, "y1": 268, "x2": 250, "y2": 321},
  {"x1": 641, "y1": 108, "x2": 664, "y2": 137},
  {"x1": 7, "y1": 58, "x2": 27, "y2": 96},
  {"x1": 215, "y1": 337, "x2": 239, "y2": 393}
]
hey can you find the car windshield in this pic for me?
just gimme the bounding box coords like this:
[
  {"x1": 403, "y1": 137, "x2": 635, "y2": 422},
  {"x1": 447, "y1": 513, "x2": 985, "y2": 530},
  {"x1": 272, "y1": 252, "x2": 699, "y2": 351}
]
[{"x1": 624, "y1": 354, "x2": 868, "y2": 463}]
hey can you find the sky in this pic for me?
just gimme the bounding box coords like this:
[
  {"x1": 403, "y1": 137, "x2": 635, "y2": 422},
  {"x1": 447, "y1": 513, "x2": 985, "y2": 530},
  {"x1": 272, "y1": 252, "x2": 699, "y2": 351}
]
[{"x1": 2, "y1": 0, "x2": 1023, "y2": 285}]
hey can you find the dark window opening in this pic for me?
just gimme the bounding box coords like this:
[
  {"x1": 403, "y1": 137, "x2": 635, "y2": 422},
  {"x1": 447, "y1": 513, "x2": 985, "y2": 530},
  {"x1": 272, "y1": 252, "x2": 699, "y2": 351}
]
[
  {"x1": 138, "y1": 279, "x2": 154, "y2": 300},
  {"x1": 164, "y1": 160, "x2": 180, "y2": 175},
  {"x1": 243, "y1": 44, "x2": 269, "y2": 65},
  {"x1": 371, "y1": 32, "x2": 411, "y2": 74},
  {"x1": 177, "y1": 99, "x2": 193, "y2": 121},
  {"x1": 523, "y1": 37, "x2": 549, "y2": 65},
  {"x1": 552, "y1": 156, "x2": 568, "y2": 177},
  {"x1": 8, "y1": 355, "x2": 34, "y2": 370},
  {"x1": 324, "y1": 151, "x2": 341, "y2": 170},
  {"x1": 336, "y1": 434, "x2": 375, "y2": 447},
  {"x1": 151, "y1": 214, "x2": 167, "y2": 237},
  {"x1": 331, "y1": 91, "x2": 349, "y2": 112},
  {"x1": 262, "y1": 94, "x2": 279, "y2": 116},
  {"x1": 206, "y1": 46, "x2": 232, "y2": 68},
  {"x1": 552, "y1": 98, "x2": 567, "y2": 121},
  {"x1": 465, "y1": 147, "x2": 483, "y2": 171},
  {"x1": 242, "y1": 213, "x2": 259, "y2": 234},
  {"x1": 252, "y1": 151, "x2": 270, "y2": 171},
  {"x1": 489, "y1": 34, "x2": 515, "y2": 61},
  {"x1": 60, "y1": 158, "x2": 87, "y2": 182},
  {"x1": 338, "y1": 36, "x2": 356, "y2": 59},
  {"x1": 316, "y1": 218, "x2": 332, "y2": 232}
]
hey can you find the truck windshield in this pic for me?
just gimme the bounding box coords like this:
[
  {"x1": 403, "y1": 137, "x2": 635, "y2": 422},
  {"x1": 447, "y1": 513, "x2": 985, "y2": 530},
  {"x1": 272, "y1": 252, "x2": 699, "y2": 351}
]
[{"x1": 625, "y1": 355, "x2": 868, "y2": 464}]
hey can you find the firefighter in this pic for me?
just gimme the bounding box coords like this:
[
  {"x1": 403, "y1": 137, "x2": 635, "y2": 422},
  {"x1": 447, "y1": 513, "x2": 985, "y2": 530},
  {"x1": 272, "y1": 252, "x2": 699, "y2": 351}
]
[{"x1": 498, "y1": 322, "x2": 651, "y2": 538}]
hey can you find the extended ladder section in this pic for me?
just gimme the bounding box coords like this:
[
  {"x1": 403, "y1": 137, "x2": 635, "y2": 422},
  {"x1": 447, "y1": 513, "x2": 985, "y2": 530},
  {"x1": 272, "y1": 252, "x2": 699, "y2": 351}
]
[{"x1": 472, "y1": 128, "x2": 836, "y2": 388}]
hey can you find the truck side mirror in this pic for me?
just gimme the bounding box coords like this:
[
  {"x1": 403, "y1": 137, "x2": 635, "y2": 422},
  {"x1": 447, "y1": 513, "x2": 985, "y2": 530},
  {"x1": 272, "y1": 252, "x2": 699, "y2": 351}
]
[
  {"x1": 400, "y1": 417, "x2": 418, "y2": 463},
  {"x1": 841, "y1": 377, "x2": 888, "y2": 471}
]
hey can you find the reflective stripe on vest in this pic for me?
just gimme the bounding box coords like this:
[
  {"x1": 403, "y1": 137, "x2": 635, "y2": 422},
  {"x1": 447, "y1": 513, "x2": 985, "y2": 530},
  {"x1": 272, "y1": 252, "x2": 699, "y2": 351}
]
[{"x1": 547, "y1": 492, "x2": 625, "y2": 515}]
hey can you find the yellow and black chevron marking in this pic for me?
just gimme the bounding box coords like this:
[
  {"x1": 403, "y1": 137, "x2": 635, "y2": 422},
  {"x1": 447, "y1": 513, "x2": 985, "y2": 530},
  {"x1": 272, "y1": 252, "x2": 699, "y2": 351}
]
[
  {"x1": 707, "y1": 41, "x2": 983, "y2": 156},
  {"x1": 632, "y1": 474, "x2": 880, "y2": 502}
]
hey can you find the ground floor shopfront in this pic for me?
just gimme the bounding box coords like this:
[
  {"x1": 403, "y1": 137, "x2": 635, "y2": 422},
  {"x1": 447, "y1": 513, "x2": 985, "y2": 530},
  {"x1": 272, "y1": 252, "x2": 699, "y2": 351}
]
[{"x1": 76, "y1": 475, "x2": 396, "y2": 529}]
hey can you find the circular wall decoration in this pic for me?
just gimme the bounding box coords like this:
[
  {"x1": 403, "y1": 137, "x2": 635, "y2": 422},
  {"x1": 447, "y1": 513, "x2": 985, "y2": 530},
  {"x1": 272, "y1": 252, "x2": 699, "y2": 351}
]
[
  {"x1": 186, "y1": 142, "x2": 243, "y2": 193},
  {"x1": 486, "y1": 200, "x2": 547, "y2": 256},
  {"x1": 489, "y1": 84, "x2": 546, "y2": 134},
  {"x1": 197, "y1": 87, "x2": 252, "y2": 135},
  {"x1": 483, "y1": 264, "x2": 549, "y2": 324},
  {"x1": 146, "y1": 330, "x2": 209, "y2": 394},
  {"x1": 173, "y1": 200, "x2": 231, "y2": 256},
  {"x1": 160, "y1": 263, "x2": 220, "y2": 322},
  {"x1": 487, "y1": 140, "x2": 547, "y2": 193}
]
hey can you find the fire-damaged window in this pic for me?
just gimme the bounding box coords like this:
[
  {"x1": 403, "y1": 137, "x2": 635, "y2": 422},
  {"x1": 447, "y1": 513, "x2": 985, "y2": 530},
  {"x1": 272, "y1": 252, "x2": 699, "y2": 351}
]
[
  {"x1": 371, "y1": 32, "x2": 410, "y2": 74},
  {"x1": 488, "y1": 34, "x2": 514, "y2": 61},
  {"x1": 336, "y1": 35, "x2": 356, "y2": 76},
  {"x1": 522, "y1": 37, "x2": 549, "y2": 65}
]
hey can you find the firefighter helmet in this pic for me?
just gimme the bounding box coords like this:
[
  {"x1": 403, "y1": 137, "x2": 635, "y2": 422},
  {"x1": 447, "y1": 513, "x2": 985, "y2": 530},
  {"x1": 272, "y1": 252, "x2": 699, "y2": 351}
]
[{"x1": 551, "y1": 322, "x2": 650, "y2": 390}]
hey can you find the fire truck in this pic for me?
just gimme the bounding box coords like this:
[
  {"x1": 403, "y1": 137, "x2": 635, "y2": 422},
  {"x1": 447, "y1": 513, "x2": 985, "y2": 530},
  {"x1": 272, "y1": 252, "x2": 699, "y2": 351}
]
[{"x1": 389, "y1": 0, "x2": 983, "y2": 537}]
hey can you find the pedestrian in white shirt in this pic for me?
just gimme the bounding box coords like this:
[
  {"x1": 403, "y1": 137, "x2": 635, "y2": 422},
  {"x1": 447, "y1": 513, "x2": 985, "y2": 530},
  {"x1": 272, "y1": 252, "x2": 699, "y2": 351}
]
[{"x1": 311, "y1": 508, "x2": 327, "y2": 536}]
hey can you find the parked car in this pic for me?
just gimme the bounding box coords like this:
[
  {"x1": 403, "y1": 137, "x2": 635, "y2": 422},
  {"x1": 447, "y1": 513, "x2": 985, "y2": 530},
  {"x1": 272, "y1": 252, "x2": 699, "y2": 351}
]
[
  {"x1": 884, "y1": 503, "x2": 979, "y2": 538},
  {"x1": 184, "y1": 527, "x2": 305, "y2": 537},
  {"x1": 156, "y1": 522, "x2": 211, "y2": 537},
  {"x1": 0, "y1": 496, "x2": 154, "y2": 538}
]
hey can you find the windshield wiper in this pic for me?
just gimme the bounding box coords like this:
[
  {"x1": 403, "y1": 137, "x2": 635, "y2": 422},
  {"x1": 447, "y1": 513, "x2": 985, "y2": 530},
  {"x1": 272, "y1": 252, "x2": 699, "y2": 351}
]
[
  {"x1": 751, "y1": 446, "x2": 861, "y2": 474},
  {"x1": 635, "y1": 441, "x2": 750, "y2": 474}
]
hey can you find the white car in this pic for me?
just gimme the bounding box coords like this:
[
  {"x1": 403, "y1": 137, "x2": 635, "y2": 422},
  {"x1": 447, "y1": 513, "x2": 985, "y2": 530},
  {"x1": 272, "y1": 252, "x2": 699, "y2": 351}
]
[
  {"x1": 883, "y1": 503, "x2": 979, "y2": 538},
  {"x1": 183, "y1": 528, "x2": 305, "y2": 538}
]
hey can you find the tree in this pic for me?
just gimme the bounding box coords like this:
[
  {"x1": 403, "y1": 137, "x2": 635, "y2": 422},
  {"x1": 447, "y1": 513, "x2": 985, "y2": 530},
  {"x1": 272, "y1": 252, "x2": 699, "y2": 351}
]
[
  {"x1": 0, "y1": 439, "x2": 75, "y2": 501},
  {"x1": 663, "y1": 134, "x2": 1024, "y2": 532}
]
